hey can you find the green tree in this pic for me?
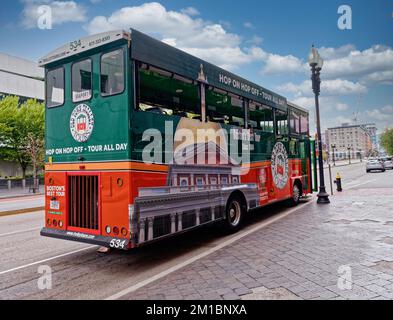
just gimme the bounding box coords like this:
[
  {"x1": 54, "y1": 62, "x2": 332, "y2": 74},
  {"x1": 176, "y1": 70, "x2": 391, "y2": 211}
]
[
  {"x1": 0, "y1": 96, "x2": 45, "y2": 178},
  {"x1": 380, "y1": 128, "x2": 393, "y2": 155}
]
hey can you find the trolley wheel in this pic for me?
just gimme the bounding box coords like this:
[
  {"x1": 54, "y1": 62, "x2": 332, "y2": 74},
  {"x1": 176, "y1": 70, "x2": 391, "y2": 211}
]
[
  {"x1": 287, "y1": 182, "x2": 301, "y2": 207},
  {"x1": 224, "y1": 195, "x2": 244, "y2": 232}
]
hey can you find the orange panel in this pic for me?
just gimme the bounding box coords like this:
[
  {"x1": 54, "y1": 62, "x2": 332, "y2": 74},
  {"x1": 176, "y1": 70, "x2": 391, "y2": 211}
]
[
  {"x1": 100, "y1": 172, "x2": 132, "y2": 239},
  {"x1": 45, "y1": 172, "x2": 67, "y2": 230}
]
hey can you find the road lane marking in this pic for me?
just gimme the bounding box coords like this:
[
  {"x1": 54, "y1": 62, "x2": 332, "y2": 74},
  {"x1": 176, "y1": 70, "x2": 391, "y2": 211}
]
[
  {"x1": 0, "y1": 227, "x2": 42, "y2": 237},
  {"x1": 0, "y1": 245, "x2": 96, "y2": 276},
  {"x1": 105, "y1": 197, "x2": 316, "y2": 300}
]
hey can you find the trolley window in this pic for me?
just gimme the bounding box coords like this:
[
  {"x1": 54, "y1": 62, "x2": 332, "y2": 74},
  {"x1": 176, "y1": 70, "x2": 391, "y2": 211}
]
[
  {"x1": 249, "y1": 101, "x2": 274, "y2": 132},
  {"x1": 206, "y1": 87, "x2": 244, "y2": 127},
  {"x1": 300, "y1": 112, "x2": 309, "y2": 135},
  {"x1": 101, "y1": 49, "x2": 124, "y2": 96},
  {"x1": 46, "y1": 67, "x2": 64, "y2": 108},
  {"x1": 72, "y1": 59, "x2": 92, "y2": 102},
  {"x1": 289, "y1": 109, "x2": 301, "y2": 135},
  {"x1": 276, "y1": 109, "x2": 288, "y2": 135},
  {"x1": 138, "y1": 64, "x2": 200, "y2": 119}
]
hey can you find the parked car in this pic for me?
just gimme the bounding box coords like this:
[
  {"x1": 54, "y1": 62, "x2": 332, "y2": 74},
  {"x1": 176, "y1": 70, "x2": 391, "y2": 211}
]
[
  {"x1": 381, "y1": 157, "x2": 393, "y2": 170},
  {"x1": 366, "y1": 159, "x2": 385, "y2": 172}
]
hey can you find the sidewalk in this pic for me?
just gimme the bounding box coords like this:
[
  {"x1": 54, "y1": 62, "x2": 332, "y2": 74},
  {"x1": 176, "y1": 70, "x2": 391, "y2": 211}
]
[
  {"x1": 324, "y1": 159, "x2": 362, "y2": 169},
  {"x1": 122, "y1": 186, "x2": 393, "y2": 300},
  {"x1": 0, "y1": 186, "x2": 44, "y2": 199}
]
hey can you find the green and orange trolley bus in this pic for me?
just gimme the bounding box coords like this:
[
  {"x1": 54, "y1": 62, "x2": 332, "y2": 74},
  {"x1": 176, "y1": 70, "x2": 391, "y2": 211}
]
[{"x1": 40, "y1": 29, "x2": 313, "y2": 250}]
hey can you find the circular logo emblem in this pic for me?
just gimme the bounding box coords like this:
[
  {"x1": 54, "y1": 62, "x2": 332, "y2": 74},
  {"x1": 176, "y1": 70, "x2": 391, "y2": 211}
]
[
  {"x1": 70, "y1": 104, "x2": 94, "y2": 142},
  {"x1": 271, "y1": 142, "x2": 289, "y2": 189}
]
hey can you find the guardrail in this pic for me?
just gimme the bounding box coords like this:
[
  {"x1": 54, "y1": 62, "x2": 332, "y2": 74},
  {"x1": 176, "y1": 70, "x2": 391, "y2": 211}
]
[{"x1": 0, "y1": 178, "x2": 44, "y2": 190}]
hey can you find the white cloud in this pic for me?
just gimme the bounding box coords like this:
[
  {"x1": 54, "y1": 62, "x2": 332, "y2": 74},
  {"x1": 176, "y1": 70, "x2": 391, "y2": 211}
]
[
  {"x1": 21, "y1": 0, "x2": 87, "y2": 29},
  {"x1": 262, "y1": 54, "x2": 304, "y2": 74},
  {"x1": 336, "y1": 103, "x2": 349, "y2": 111},
  {"x1": 246, "y1": 35, "x2": 263, "y2": 46},
  {"x1": 360, "y1": 70, "x2": 393, "y2": 85},
  {"x1": 244, "y1": 22, "x2": 254, "y2": 29},
  {"x1": 180, "y1": 7, "x2": 200, "y2": 16},
  {"x1": 318, "y1": 44, "x2": 356, "y2": 60},
  {"x1": 365, "y1": 105, "x2": 393, "y2": 121},
  {"x1": 362, "y1": 105, "x2": 393, "y2": 130},
  {"x1": 263, "y1": 44, "x2": 393, "y2": 87},
  {"x1": 85, "y1": 2, "x2": 267, "y2": 70},
  {"x1": 278, "y1": 79, "x2": 366, "y2": 97},
  {"x1": 323, "y1": 45, "x2": 393, "y2": 80}
]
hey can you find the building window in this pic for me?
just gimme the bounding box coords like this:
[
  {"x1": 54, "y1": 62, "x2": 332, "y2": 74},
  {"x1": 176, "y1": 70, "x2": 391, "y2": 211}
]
[
  {"x1": 138, "y1": 63, "x2": 200, "y2": 119},
  {"x1": 72, "y1": 59, "x2": 92, "y2": 102},
  {"x1": 232, "y1": 176, "x2": 239, "y2": 184},
  {"x1": 221, "y1": 176, "x2": 228, "y2": 185},
  {"x1": 196, "y1": 177, "x2": 205, "y2": 189},
  {"x1": 210, "y1": 177, "x2": 217, "y2": 185},
  {"x1": 46, "y1": 67, "x2": 64, "y2": 108},
  {"x1": 179, "y1": 177, "x2": 189, "y2": 188},
  {"x1": 101, "y1": 49, "x2": 124, "y2": 96}
]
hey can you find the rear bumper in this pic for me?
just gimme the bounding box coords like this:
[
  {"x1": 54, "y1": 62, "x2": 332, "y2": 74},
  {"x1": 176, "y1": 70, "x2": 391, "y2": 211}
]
[
  {"x1": 40, "y1": 227, "x2": 130, "y2": 250},
  {"x1": 366, "y1": 166, "x2": 384, "y2": 170}
]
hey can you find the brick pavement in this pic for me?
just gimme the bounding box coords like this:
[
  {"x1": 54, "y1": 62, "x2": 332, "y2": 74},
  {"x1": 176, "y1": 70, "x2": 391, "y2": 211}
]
[{"x1": 124, "y1": 187, "x2": 393, "y2": 300}]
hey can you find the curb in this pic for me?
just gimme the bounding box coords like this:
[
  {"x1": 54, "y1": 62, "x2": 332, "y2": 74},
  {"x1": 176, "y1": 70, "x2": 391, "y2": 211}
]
[
  {"x1": 0, "y1": 206, "x2": 45, "y2": 217},
  {"x1": 323, "y1": 161, "x2": 363, "y2": 169}
]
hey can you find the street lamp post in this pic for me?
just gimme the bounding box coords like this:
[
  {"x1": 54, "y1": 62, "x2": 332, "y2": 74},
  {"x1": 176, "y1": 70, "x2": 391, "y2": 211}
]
[
  {"x1": 347, "y1": 146, "x2": 351, "y2": 164},
  {"x1": 331, "y1": 144, "x2": 336, "y2": 166},
  {"x1": 308, "y1": 46, "x2": 330, "y2": 204}
]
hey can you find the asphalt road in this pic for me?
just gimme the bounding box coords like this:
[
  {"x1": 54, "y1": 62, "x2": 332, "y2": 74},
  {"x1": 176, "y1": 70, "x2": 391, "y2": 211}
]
[
  {"x1": 0, "y1": 195, "x2": 44, "y2": 214},
  {"x1": 0, "y1": 163, "x2": 391, "y2": 300}
]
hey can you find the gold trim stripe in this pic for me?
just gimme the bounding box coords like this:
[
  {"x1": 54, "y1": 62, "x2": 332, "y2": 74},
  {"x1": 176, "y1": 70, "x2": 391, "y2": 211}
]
[{"x1": 45, "y1": 158, "x2": 303, "y2": 172}]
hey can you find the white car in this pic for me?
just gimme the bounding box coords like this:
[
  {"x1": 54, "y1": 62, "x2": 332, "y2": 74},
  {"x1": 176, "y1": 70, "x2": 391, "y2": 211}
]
[
  {"x1": 366, "y1": 159, "x2": 385, "y2": 173},
  {"x1": 381, "y1": 157, "x2": 393, "y2": 170}
]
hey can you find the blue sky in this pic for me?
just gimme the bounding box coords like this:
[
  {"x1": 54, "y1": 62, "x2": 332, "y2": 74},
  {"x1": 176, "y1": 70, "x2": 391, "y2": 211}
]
[{"x1": 1, "y1": 0, "x2": 392, "y2": 132}]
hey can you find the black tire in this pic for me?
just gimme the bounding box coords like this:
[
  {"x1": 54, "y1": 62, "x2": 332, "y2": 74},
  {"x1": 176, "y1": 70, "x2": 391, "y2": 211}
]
[
  {"x1": 287, "y1": 182, "x2": 301, "y2": 207},
  {"x1": 366, "y1": 170, "x2": 370, "y2": 173},
  {"x1": 224, "y1": 195, "x2": 245, "y2": 233},
  {"x1": 382, "y1": 169, "x2": 386, "y2": 172}
]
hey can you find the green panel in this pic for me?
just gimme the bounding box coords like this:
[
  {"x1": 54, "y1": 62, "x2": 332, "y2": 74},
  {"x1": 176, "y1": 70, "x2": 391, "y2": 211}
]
[
  {"x1": 45, "y1": 43, "x2": 131, "y2": 163},
  {"x1": 131, "y1": 111, "x2": 282, "y2": 164}
]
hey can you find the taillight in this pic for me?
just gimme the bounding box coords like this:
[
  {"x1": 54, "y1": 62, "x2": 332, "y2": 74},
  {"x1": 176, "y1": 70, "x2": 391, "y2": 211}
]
[
  {"x1": 59, "y1": 220, "x2": 63, "y2": 228},
  {"x1": 121, "y1": 228, "x2": 128, "y2": 236},
  {"x1": 113, "y1": 226, "x2": 119, "y2": 235},
  {"x1": 53, "y1": 219, "x2": 58, "y2": 227},
  {"x1": 105, "y1": 226, "x2": 111, "y2": 234},
  {"x1": 47, "y1": 218, "x2": 51, "y2": 226}
]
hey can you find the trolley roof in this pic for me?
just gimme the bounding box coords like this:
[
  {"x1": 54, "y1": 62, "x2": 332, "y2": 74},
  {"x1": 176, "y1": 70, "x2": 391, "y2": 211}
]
[
  {"x1": 39, "y1": 29, "x2": 292, "y2": 111},
  {"x1": 38, "y1": 30, "x2": 130, "y2": 67}
]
